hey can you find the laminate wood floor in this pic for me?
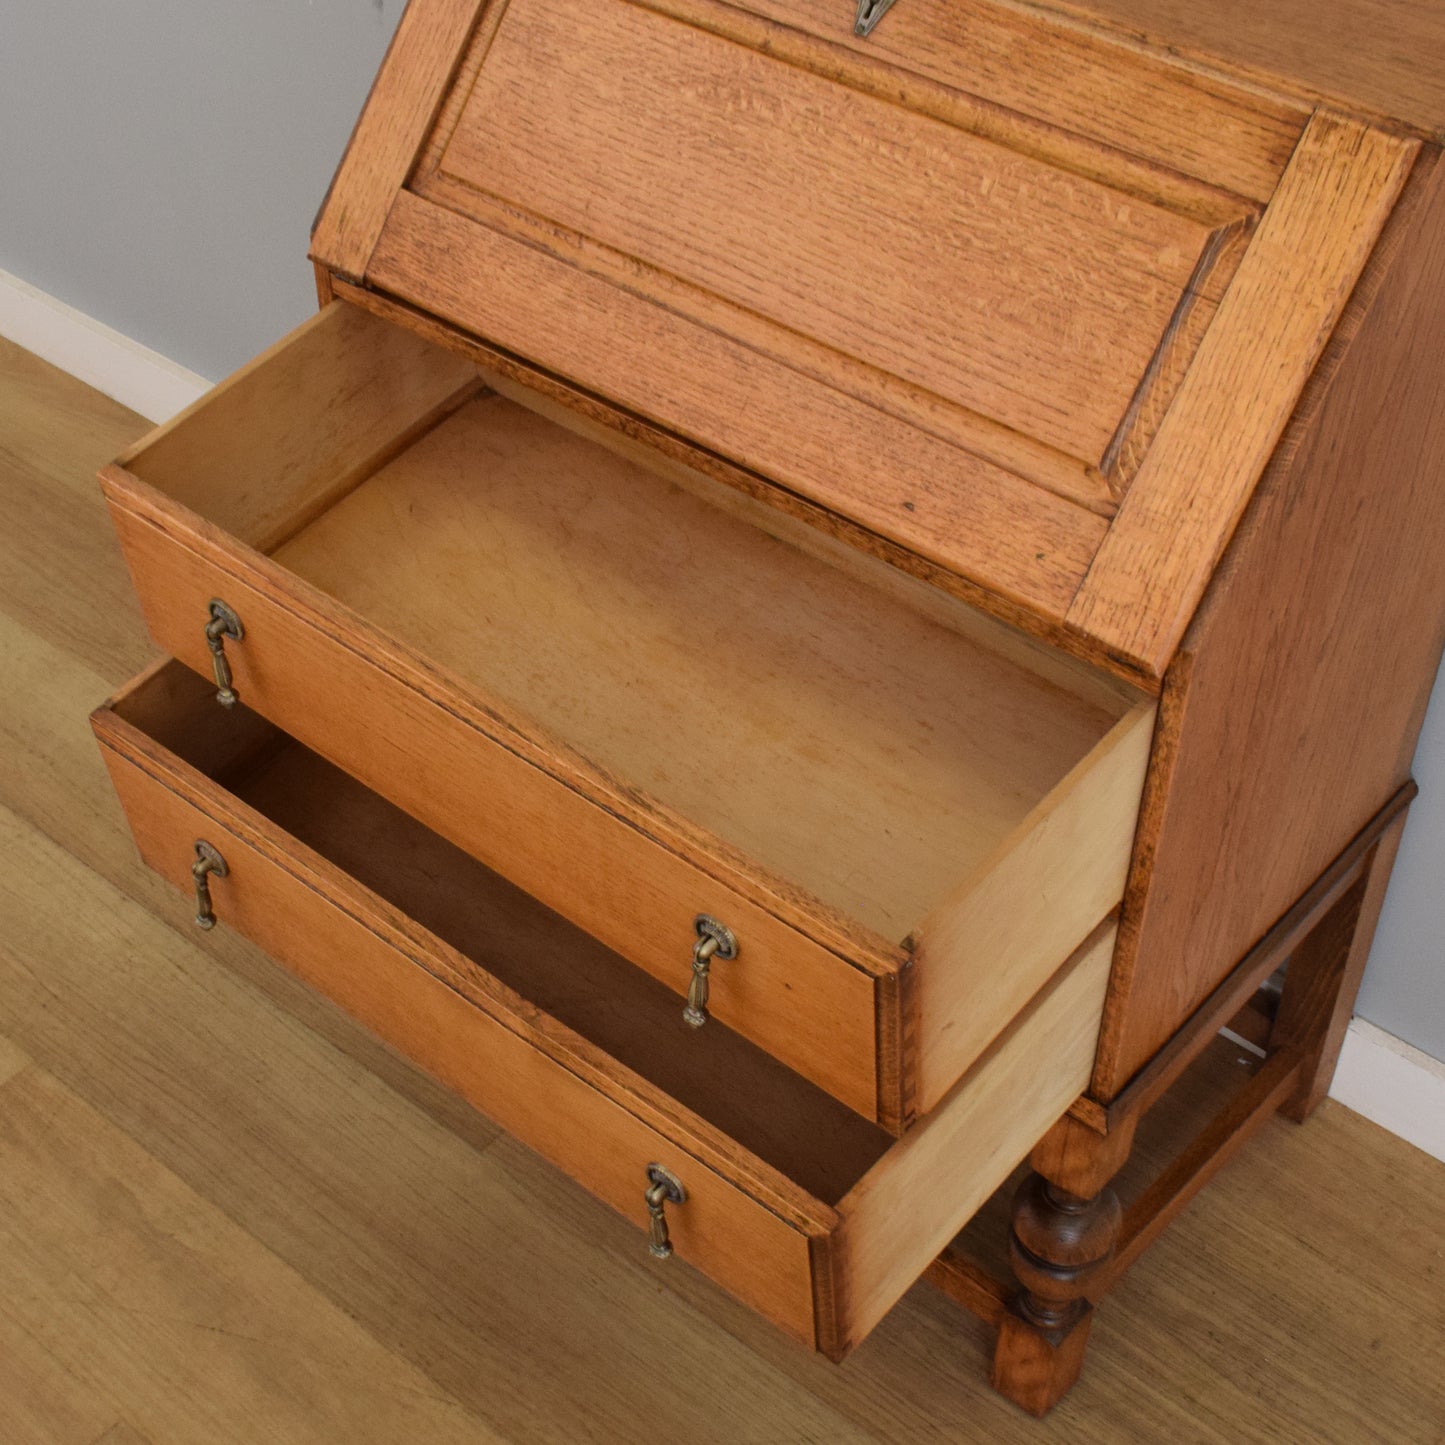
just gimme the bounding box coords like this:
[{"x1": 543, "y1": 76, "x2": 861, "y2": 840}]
[{"x1": 1, "y1": 333, "x2": 1442, "y2": 1444}]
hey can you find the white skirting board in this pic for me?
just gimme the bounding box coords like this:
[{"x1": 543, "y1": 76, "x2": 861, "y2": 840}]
[
  {"x1": 0, "y1": 266, "x2": 208, "y2": 423},
  {"x1": 1329, "y1": 1018, "x2": 1445, "y2": 1163},
  {"x1": 3, "y1": 266, "x2": 1443, "y2": 1165}
]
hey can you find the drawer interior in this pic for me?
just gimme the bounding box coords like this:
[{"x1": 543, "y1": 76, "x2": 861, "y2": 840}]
[
  {"x1": 120, "y1": 301, "x2": 1143, "y2": 953},
  {"x1": 121, "y1": 661, "x2": 892, "y2": 1203}
]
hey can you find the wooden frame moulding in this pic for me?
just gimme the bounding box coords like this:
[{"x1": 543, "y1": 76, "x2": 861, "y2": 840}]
[
  {"x1": 310, "y1": 0, "x2": 489, "y2": 281},
  {"x1": 313, "y1": 1, "x2": 1384, "y2": 686},
  {"x1": 1091, "y1": 142, "x2": 1445, "y2": 1092},
  {"x1": 1067, "y1": 112, "x2": 1419, "y2": 675},
  {"x1": 713, "y1": 0, "x2": 1309, "y2": 205},
  {"x1": 1039, "y1": 0, "x2": 1445, "y2": 141},
  {"x1": 407, "y1": 0, "x2": 1262, "y2": 499},
  {"x1": 318, "y1": 111, "x2": 1422, "y2": 693}
]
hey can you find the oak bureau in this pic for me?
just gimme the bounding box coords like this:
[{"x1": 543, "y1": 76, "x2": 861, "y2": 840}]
[{"x1": 89, "y1": 0, "x2": 1445, "y2": 1413}]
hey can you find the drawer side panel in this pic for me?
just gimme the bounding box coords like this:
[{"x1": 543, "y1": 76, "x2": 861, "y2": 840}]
[
  {"x1": 832, "y1": 924, "x2": 1114, "y2": 1353},
  {"x1": 912, "y1": 700, "x2": 1154, "y2": 1113}
]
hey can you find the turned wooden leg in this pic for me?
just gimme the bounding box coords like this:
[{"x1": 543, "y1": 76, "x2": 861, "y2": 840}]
[
  {"x1": 991, "y1": 1171, "x2": 1122, "y2": 1416},
  {"x1": 1271, "y1": 805, "x2": 1408, "y2": 1122}
]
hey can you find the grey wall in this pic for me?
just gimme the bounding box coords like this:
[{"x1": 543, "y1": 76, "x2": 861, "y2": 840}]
[
  {"x1": 2, "y1": 2, "x2": 1441, "y2": 1061},
  {"x1": 1359, "y1": 674, "x2": 1445, "y2": 1061},
  {"x1": 0, "y1": 1, "x2": 405, "y2": 381}
]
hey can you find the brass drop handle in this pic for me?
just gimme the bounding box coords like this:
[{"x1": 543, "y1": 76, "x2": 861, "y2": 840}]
[
  {"x1": 854, "y1": 0, "x2": 898, "y2": 36},
  {"x1": 683, "y1": 915, "x2": 738, "y2": 1029},
  {"x1": 192, "y1": 840, "x2": 228, "y2": 930},
  {"x1": 204, "y1": 599, "x2": 244, "y2": 708},
  {"x1": 645, "y1": 1164, "x2": 686, "y2": 1259}
]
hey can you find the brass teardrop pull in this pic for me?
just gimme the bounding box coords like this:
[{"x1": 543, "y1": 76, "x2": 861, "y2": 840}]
[
  {"x1": 192, "y1": 840, "x2": 228, "y2": 930},
  {"x1": 683, "y1": 915, "x2": 738, "y2": 1029},
  {"x1": 854, "y1": 0, "x2": 898, "y2": 36},
  {"x1": 204, "y1": 599, "x2": 244, "y2": 708},
  {"x1": 645, "y1": 1163, "x2": 686, "y2": 1259}
]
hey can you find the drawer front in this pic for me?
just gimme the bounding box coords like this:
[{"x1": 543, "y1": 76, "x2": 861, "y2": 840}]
[
  {"x1": 104, "y1": 483, "x2": 898, "y2": 1126},
  {"x1": 94, "y1": 700, "x2": 831, "y2": 1349}
]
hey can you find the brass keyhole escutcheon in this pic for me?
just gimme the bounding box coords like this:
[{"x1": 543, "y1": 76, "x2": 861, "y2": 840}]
[
  {"x1": 683, "y1": 915, "x2": 738, "y2": 1029},
  {"x1": 204, "y1": 599, "x2": 245, "y2": 708},
  {"x1": 192, "y1": 840, "x2": 229, "y2": 930},
  {"x1": 645, "y1": 1163, "x2": 687, "y2": 1259}
]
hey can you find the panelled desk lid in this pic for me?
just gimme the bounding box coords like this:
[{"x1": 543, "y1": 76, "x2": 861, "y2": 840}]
[{"x1": 313, "y1": 0, "x2": 1417, "y2": 679}]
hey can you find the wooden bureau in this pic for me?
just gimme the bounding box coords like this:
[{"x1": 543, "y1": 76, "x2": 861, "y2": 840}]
[{"x1": 90, "y1": 0, "x2": 1445, "y2": 1414}]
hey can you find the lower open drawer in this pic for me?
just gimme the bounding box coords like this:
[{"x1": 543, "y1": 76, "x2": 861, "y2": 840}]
[{"x1": 92, "y1": 659, "x2": 1112, "y2": 1358}]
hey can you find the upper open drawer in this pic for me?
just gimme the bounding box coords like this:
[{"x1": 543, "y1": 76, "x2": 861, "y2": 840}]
[
  {"x1": 312, "y1": 0, "x2": 1416, "y2": 677},
  {"x1": 100, "y1": 300, "x2": 1153, "y2": 1128}
]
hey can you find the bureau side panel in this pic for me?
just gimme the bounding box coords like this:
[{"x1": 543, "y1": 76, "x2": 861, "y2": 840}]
[{"x1": 1093, "y1": 148, "x2": 1445, "y2": 1095}]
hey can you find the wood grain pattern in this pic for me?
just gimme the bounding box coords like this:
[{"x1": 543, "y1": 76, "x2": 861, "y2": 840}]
[
  {"x1": 1030, "y1": 1111, "x2": 1138, "y2": 1199},
  {"x1": 0, "y1": 1056, "x2": 502, "y2": 1445},
  {"x1": 836, "y1": 926, "x2": 1113, "y2": 1352},
  {"x1": 218, "y1": 725, "x2": 892, "y2": 1202},
  {"x1": 438, "y1": 0, "x2": 1220, "y2": 465},
  {"x1": 0, "y1": 486, "x2": 885, "y2": 1444},
  {"x1": 0, "y1": 1036, "x2": 26, "y2": 1091},
  {"x1": 0, "y1": 462, "x2": 511, "y2": 1171},
  {"x1": 1095, "y1": 1046, "x2": 1304, "y2": 1296},
  {"x1": 368, "y1": 191, "x2": 1107, "y2": 621},
  {"x1": 626, "y1": 0, "x2": 1266, "y2": 239},
  {"x1": 0, "y1": 751, "x2": 863, "y2": 1445},
  {"x1": 92, "y1": 1426, "x2": 156, "y2": 1445},
  {"x1": 1098, "y1": 219, "x2": 1250, "y2": 489},
  {"x1": 1068, "y1": 113, "x2": 1417, "y2": 675},
  {"x1": 95, "y1": 666, "x2": 875, "y2": 1226},
  {"x1": 414, "y1": 167, "x2": 1120, "y2": 517},
  {"x1": 101, "y1": 479, "x2": 894, "y2": 1123},
  {"x1": 1055, "y1": 0, "x2": 1445, "y2": 137},
  {"x1": 733, "y1": 0, "x2": 1307, "y2": 202},
  {"x1": 309, "y1": 0, "x2": 486, "y2": 280},
  {"x1": 470, "y1": 364, "x2": 1140, "y2": 721},
  {"x1": 54, "y1": 5, "x2": 1445, "y2": 1411},
  {"x1": 1093, "y1": 146, "x2": 1445, "y2": 1092},
  {"x1": 1093, "y1": 783, "x2": 1413, "y2": 1129},
  {"x1": 109, "y1": 307, "x2": 907, "y2": 974},
  {"x1": 912, "y1": 703, "x2": 1153, "y2": 1113}
]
